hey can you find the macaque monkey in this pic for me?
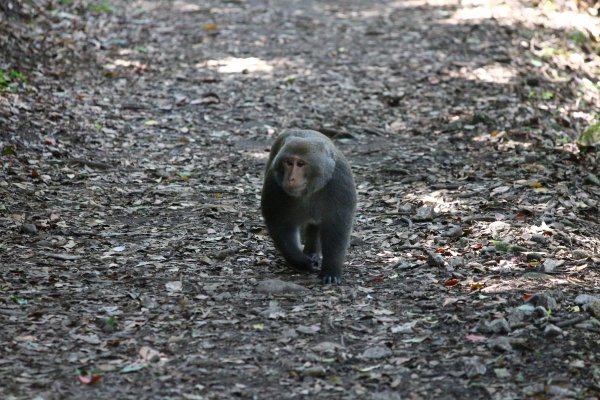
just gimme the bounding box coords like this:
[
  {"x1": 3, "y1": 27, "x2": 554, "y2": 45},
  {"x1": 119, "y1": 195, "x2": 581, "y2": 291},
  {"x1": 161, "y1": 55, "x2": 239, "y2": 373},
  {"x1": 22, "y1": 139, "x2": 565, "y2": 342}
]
[{"x1": 261, "y1": 129, "x2": 357, "y2": 284}]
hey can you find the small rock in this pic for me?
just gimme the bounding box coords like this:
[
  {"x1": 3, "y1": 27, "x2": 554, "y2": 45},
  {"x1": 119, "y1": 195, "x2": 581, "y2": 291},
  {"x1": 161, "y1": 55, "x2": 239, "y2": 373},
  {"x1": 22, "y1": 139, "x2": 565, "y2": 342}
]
[
  {"x1": 543, "y1": 324, "x2": 563, "y2": 337},
  {"x1": 488, "y1": 318, "x2": 511, "y2": 334},
  {"x1": 528, "y1": 293, "x2": 558, "y2": 310},
  {"x1": 390, "y1": 321, "x2": 417, "y2": 334},
  {"x1": 361, "y1": 345, "x2": 392, "y2": 359},
  {"x1": 475, "y1": 318, "x2": 511, "y2": 334},
  {"x1": 508, "y1": 309, "x2": 530, "y2": 327},
  {"x1": 464, "y1": 356, "x2": 487, "y2": 378},
  {"x1": 281, "y1": 328, "x2": 298, "y2": 338},
  {"x1": 494, "y1": 368, "x2": 511, "y2": 378},
  {"x1": 140, "y1": 295, "x2": 158, "y2": 309},
  {"x1": 214, "y1": 292, "x2": 231, "y2": 301},
  {"x1": 413, "y1": 205, "x2": 435, "y2": 221},
  {"x1": 427, "y1": 253, "x2": 445, "y2": 268},
  {"x1": 525, "y1": 252, "x2": 544, "y2": 261},
  {"x1": 488, "y1": 221, "x2": 510, "y2": 238},
  {"x1": 256, "y1": 279, "x2": 308, "y2": 295},
  {"x1": 542, "y1": 259, "x2": 564, "y2": 273},
  {"x1": 587, "y1": 300, "x2": 600, "y2": 319},
  {"x1": 260, "y1": 300, "x2": 285, "y2": 319},
  {"x1": 296, "y1": 325, "x2": 320, "y2": 335},
  {"x1": 301, "y1": 366, "x2": 327, "y2": 377},
  {"x1": 572, "y1": 249, "x2": 590, "y2": 260},
  {"x1": 532, "y1": 306, "x2": 549, "y2": 319},
  {"x1": 575, "y1": 294, "x2": 598, "y2": 305},
  {"x1": 547, "y1": 386, "x2": 577, "y2": 397},
  {"x1": 480, "y1": 246, "x2": 496, "y2": 256},
  {"x1": 20, "y1": 223, "x2": 37, "y2": 235},
  {"x1": 443, "y1": 225, "x2": 463, "y2": 238},
  {"x1": 530, "y1": 234, "x2": 547, "y2": 244},
  {"x1": 487, "y1": 336, "x2": 513, "y2": 352},
  {"x1": 447, "y1": 257, "x2": 464, "y2": 269},
  {"x1": 312, "y1": 341, "x2": 343, "y2": 353}
]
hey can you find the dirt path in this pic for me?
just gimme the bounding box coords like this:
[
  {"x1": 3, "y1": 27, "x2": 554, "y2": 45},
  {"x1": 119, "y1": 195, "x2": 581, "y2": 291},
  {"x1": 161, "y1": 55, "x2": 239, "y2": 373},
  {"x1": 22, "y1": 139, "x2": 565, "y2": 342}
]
[{"x1": 1, "y1": 0, "x2": 599, "y2": 399}]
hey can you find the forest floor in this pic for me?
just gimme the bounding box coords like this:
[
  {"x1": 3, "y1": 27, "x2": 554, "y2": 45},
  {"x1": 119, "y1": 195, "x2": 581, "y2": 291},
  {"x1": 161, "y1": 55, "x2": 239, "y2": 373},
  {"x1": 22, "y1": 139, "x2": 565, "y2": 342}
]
[{"x1": 1, "y1": 0, "x2": 599, "y2": 399}]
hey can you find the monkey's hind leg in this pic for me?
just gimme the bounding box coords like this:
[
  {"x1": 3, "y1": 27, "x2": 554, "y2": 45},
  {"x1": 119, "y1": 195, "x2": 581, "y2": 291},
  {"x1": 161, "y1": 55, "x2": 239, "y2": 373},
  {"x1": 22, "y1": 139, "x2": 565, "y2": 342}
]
[{"x1": 302, "y1": 224, "x2": 322, "y2": 271}]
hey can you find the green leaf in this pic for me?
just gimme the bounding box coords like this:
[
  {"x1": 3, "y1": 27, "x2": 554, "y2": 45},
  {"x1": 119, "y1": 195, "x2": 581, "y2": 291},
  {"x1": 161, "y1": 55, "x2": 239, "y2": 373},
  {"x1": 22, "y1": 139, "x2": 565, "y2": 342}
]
[
  {"x1": 104, "y1": 317, "x2": 118, "y2": 330},
  {"x1": 120, "y1": 363, "x2": 147, "y2": 373},
  {"x1": 89, "y1": 2, "x2": 113, "y2": 13},
  {"x1": 10, "y1": 295, "x2": 28, "y2": 305},
  {"x1": 541, "y1": 91, "x2": 554, "y2": 100},
  {"x1": 9, "y1": 70, "x2": 26, "y2": 82},
  {"x1": 577, "y1": 122, "x2": 600, "y2": 148},
  {"x1": 1, "y1": 145, "x2": 16, "y2": 156}
]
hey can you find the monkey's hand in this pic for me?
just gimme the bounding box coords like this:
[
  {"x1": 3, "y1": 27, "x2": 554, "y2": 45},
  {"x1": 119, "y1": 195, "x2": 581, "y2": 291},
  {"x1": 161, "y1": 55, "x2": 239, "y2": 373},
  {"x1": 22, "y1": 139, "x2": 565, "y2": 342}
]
[{"x1": 306, "y1": 253, "x2": 321, "y2": 272}]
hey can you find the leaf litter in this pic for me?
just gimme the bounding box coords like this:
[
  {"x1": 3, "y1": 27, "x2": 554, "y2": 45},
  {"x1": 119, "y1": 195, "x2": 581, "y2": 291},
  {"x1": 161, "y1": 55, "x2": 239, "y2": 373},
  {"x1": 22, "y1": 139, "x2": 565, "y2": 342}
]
[{"x1": 0, "y1": 0, "x2": 599, "y2": 399}]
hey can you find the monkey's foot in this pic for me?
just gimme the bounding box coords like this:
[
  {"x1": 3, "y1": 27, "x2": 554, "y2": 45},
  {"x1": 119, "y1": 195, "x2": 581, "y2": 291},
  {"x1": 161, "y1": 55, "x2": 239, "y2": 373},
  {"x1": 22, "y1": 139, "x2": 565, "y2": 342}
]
[
  {"x1": 321, "y1": 275, "x2": 342, "y2": 285},
  {"x1": 319, "y1": 273, "x2": 342, "y2": 285}
]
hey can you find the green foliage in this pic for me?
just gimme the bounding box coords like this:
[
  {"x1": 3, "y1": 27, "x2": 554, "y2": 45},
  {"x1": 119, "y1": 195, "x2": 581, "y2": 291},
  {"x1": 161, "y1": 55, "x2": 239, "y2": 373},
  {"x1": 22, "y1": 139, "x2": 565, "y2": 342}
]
[
  {"x1": 89, "y1": 2, "x2": 113, "y2": 13},
  {"x1": 577, "y1": 121, "x2": 600, "y2": 148},
  {"x1": 1, "y1": 145, "x2": 16, "y2": 156},
  {"x1": 0, "y1": 69, "x2": 27, "y2": 92}
]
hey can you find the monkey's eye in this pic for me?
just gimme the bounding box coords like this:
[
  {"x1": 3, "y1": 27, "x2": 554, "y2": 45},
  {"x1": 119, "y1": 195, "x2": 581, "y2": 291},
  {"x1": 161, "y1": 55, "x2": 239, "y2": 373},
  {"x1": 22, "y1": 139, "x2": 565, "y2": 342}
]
[
  {"x1": 296, "y1": 161, "x2": 306, "y2": 167},
  {"x1": 285, "y1": 160, "x2": 295, "y2": 167}
]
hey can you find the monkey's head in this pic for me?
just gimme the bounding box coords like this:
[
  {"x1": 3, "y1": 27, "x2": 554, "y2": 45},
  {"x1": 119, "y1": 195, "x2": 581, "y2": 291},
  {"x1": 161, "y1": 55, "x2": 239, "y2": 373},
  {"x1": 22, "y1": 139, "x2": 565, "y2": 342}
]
[{"x1": 272, "y1": 137, "x2": 336, "y2": 198}]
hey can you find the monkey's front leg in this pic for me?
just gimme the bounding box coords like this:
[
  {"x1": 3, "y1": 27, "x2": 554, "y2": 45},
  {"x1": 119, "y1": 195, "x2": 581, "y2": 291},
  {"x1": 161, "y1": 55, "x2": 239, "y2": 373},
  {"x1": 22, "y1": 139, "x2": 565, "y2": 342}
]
[
  {"x1": 269, "y1": 224, "x2": 320, "y2": 273},
  {"x1": 319, "y1": 224, "x2": 350, "y2": 285}
]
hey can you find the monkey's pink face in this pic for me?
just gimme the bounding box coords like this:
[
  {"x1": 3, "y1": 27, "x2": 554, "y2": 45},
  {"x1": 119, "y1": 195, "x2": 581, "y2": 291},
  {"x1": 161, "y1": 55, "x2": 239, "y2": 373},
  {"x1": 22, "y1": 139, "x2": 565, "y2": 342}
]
[{"x1": 281, "y1": 156, "x2": 309, "y2": 197}]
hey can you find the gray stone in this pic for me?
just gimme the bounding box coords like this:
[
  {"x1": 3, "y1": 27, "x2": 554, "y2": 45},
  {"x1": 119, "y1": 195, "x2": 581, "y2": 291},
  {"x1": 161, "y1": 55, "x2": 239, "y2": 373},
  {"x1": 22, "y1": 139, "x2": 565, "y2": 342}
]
[
  {"x1": 528, "y1": 293, "x2": 558, "y2": 310},
  {"x1": 543, "y1": 324, "x2": 563, "y2": 337},
  {"x1": 361, "y1": 345, "x2": 392, "y2": 359},
  {"x1": 487, "y1": 336, "x2": 513, "y2": 352},
  {"x1": 572, "y1": 249, "x2": 590, "y2": 260},
  {"x1": 575, "y1": 294, "x2": 598, "y2": 305},
  {"x1": 256, "y1": 279, "x2": 308, "y2": 295},
  {"x1": 587, "y1": 300, "x2": 600, "y2": 319},
  {"x1": 20, "y1": 223, "x2": 37, "y2": 235},
  {"x1": 413, "y1": 205, "x2": 435, "y2": 221},
  {"x1": 464, "y1": 356, "x2": 487, "y2": 378}
]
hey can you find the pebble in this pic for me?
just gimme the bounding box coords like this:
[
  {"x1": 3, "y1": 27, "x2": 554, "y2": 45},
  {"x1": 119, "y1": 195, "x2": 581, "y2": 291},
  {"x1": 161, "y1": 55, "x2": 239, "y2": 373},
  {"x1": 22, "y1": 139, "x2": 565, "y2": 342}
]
[
  {"x1": 475, "y1": 318, "x2": 511, "y2": 334},
  {"x1": 447, "y1": 257, "x2": 464, "y2": 269},
  {"x1": 443, "y1": 225, "x2": 463, "y2": 238},
  {"x1": 487, "y1": 336, "x2": 513, "y2": 352},
  {"x1": 587, "y1": 300, "x2": 600, "y2": 319},
  {"x1": 530, "y1": 234, "x2": 547, "y2": 244},
  {"x1": 488, "y1": 221, "x2": 510, "y2": 238},
  {"x1": 361, "y1": 345, "x2": 392, "y2": 359},
  {"x1": 527, "y1": 293, "x2": 557, "y2": 310},
  {"x1": 20, "y1": 223, "x2": 37, "y2": 235},
  {"x1": 543, "y1": 324, "x2": 563, "y2": 337},
  {"x1": 542, "y1": 259, "x2": 564, "y2": 273},
  {"x1": 464, "y1": 356, "x2": 487, "y2": 378},
  {"x1": 572, "y1": 249, "x2": 590, "y2": 260},
  {"x1": 575, "y1": 294, "x2": 598, "y2": 305},
  {"x1": 256, "y1": 279, "x2": 308, "y2": 295},
  {"x1": 414, "y1": 205, "x2": 435, "y2": 221}
]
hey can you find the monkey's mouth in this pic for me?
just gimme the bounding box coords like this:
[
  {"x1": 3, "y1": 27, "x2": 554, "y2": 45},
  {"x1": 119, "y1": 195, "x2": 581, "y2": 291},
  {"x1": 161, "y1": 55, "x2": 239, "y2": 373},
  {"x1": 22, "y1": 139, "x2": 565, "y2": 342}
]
[{"x1": 285, "y1": 186, "x2": 306, "y2": 197}]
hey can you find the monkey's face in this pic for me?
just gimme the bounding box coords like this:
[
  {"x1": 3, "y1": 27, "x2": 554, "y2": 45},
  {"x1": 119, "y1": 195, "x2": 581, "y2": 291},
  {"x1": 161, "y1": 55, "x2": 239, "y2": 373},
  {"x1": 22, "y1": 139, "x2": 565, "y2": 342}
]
[{"x1": 279, "y1": 156, "x2": 309, "y2": 197}]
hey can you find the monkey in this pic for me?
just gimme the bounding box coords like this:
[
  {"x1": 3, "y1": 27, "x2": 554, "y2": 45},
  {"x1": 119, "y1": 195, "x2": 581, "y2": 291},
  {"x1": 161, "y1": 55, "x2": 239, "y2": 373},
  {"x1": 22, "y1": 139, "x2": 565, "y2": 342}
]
[{"x1": 261, "y1": 129, "x2": 357, "y2": 284}]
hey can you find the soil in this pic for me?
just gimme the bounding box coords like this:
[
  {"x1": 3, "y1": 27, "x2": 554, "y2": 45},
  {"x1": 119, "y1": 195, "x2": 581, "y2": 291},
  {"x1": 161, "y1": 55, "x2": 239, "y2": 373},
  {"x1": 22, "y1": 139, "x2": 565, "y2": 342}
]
[{"x1": 1, "y1": 0, "x2": 599, "y2": 399}]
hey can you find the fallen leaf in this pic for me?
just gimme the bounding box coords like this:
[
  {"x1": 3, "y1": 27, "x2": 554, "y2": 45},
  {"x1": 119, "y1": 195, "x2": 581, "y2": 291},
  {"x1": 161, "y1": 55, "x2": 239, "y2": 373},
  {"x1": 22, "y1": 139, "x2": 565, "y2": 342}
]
[
  {"x1": 444, "y1": 278, "x2": 460, "y2": 287},
  {"x1": 78, "y1": 373, "x2": 102, "y2": 385},
  {"x1": 465, "y1": 334, "x2": 487, "y2": 342}
]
